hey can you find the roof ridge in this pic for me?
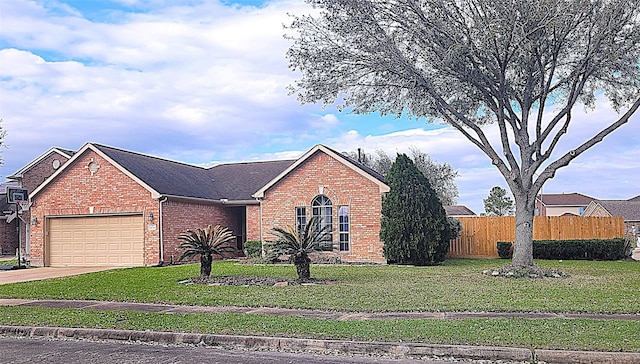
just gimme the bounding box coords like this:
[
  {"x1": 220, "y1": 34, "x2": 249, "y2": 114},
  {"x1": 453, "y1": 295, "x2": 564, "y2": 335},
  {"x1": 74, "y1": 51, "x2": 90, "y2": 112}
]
[
  {"x1": 209, "y1": 159, "x2": 297, "y2": 169},
  {"x1": 91, "y1": 143, "x2": 209, "y2": 171}
]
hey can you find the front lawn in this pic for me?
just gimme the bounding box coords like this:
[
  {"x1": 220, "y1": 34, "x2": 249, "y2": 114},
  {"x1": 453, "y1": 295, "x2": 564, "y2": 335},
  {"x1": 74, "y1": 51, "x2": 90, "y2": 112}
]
[
  {"x1": 0, "y1": 259, "x2": 638, "y2": 314},
  {"x1": 1, "y1": 259, "x2": 638, "y2": 352}
]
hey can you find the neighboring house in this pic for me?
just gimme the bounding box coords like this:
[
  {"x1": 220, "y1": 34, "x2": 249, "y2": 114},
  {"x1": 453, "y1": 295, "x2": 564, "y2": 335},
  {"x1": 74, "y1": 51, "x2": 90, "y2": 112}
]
[
  {"x1": 26, "y1": 143, "x2": 391, "y2": 267},
  {"x1": 535, "y1": 193, "x2": 595, "y2": 216},
  {"x1": 1, "y1": 148, "x2": 74, "y2": 256},
  {"x1": 444, "y1": 205, "x2": 476, "y2": 217},
  {"x1": 0, "y1": 181, "x2": 19, "y2": 255},
  {"x1": 583, "y1": 198, "x2": 640, "y2": 240}
]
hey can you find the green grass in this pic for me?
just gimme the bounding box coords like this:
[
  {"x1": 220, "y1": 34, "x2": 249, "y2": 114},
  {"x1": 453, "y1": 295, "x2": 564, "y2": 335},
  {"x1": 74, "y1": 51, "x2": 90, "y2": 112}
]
[
  {"x1": 0, "y1": 259, "x2": 638, "y2": 352},
  {"x1": 0, "y1": 306, "x2": 638, "y2": 352},
  {"x1": 0, "y1": 259, "x2": 638, "y2": 314}
]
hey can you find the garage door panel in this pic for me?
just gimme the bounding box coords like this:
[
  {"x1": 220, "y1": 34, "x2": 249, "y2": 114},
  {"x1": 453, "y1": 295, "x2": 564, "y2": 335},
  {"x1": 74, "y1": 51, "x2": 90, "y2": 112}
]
[{"x1": 48, "y1": 215, "x2": 144, "y2": 267}]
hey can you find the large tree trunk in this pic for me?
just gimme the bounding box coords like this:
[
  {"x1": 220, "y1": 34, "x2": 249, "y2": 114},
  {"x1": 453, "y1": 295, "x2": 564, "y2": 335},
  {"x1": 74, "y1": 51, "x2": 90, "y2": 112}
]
[
  {"x1": 511, "y1": 192, "x2": 535, "y2": 267},
  {"x1": 200, "y1": 254, "x2": 213, "y2": 277}
]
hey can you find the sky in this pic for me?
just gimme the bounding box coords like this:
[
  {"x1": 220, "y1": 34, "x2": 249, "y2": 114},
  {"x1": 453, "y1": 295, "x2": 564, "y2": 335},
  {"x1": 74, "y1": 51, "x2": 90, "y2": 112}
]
[{"x1": 1, "y1": 0, "x2": 638, "y2": 214}]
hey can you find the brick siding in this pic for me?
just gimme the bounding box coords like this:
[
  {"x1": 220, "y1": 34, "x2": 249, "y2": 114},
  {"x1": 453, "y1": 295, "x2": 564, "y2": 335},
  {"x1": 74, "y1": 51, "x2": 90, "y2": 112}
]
[
  {"x1": 259, "y1": 151, "x2": 386, "y2": 263},
  {"x1": 160, "y1": 200, "x2": 237, "y2": 264},
  {"x1": 0, "y1": 219, "x2": 18, "y2": 256},
  {"x1": 21, "y1": 152, "x2": 71, "y2": 193}
]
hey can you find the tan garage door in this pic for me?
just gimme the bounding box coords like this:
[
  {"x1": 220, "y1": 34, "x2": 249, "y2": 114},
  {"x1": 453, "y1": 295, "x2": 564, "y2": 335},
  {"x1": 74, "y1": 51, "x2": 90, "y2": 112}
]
[{"x1": 48, "y1": 215, "x2": 144, "y2": 267}]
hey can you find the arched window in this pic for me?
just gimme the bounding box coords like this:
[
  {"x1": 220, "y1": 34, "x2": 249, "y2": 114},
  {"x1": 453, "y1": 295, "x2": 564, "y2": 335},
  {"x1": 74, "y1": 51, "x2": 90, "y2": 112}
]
[{"x1": 311, "y1": 194, "x2": 333, "y2": 249}]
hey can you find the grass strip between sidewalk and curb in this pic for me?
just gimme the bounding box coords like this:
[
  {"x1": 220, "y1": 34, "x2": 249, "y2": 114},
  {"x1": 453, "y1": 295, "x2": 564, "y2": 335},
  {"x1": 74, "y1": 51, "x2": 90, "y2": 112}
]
[{"x1": 0, "y1": 305, "x2": 639, "y2": 352}]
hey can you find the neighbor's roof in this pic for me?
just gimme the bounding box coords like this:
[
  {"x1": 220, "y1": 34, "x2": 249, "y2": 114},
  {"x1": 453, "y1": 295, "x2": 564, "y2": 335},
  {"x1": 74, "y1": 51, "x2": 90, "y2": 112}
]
[
  {"x1": 7, "y1": 147, "x2": 75, "y2": 179},
  {"x1": 591, "y1": 200, "x2": 640, "y2": 221},
  {"x1": 444, "y1": 205, "x2": 476, "y2": 216},
  {"x1": 537, "y1": 193, "x2": 595, "y2": 206}
]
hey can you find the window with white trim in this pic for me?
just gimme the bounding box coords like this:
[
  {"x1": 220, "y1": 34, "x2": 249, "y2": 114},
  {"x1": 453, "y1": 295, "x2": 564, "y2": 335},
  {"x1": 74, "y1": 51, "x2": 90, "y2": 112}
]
[
  {"x1": 338, "y1": 205, "x2": 349, "y2": 251},
  {"x1": 295, "y1": 206, "x2": 306, "y2": 234},
  {"x1": 311, "y1": 194, "x2": 333, "y2": 250}
]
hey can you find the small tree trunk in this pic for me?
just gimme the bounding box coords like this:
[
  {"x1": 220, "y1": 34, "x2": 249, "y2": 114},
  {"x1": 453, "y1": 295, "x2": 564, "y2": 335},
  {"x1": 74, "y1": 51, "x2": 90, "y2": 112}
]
[
  {"x1": 293, "y1": 254, "x2": 311, "y2": 280},
  {"x1": 512, "y1": 193, "x2": 535, "y2": 268},
  {"x1": 200, "y1": 254, "x2": 213, "y2": 277}
]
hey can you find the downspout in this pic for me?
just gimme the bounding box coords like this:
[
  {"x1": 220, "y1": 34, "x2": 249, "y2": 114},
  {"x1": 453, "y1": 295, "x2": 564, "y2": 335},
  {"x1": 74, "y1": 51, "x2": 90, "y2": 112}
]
[
  {"x1": 157, "y1": 196, "x2": 168, "y2": 266},
  {"x1": 258, "y1": 197, "x2": 264, "y2": 258}
]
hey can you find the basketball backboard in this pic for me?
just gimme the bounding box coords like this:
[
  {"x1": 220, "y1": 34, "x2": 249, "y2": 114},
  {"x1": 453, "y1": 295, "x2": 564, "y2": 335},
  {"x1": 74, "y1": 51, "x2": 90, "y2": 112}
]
[{"x1": 6, "y1": 187, "x2": 28, "y2": 203}]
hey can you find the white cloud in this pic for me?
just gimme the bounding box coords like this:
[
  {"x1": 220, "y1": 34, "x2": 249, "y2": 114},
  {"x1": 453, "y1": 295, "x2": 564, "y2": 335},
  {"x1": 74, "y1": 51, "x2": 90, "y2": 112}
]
[{"x1": 0, "y1": 0, "x2": 638, "y2": 216}]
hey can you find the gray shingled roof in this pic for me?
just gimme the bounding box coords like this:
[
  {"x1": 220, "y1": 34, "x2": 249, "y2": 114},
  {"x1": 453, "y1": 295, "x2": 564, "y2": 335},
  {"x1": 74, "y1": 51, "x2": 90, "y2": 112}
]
[
  {"x1": 0, "y1": 194, "x2": 13, "y2": 215},
  {"x1": 208, "y1": 160, "x2": 296, "y2": 201},
  {"x1": 444, "y1": 205, "x2": 476, "y2": 216},
  {"x1": 538, "y1": 193, "x2": 595, "y2": 206},
  {"x1": 594, "y1": 200, "x2": 640, "y2": 221},
  {"x1": 94, "y1": 144, "x2": 295, "y2": 201}
]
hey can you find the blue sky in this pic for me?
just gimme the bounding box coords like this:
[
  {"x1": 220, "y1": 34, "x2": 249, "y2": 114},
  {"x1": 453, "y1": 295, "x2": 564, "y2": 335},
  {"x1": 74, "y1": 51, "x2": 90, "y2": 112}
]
[{"x1": 1, "y1": 0, "x2": 638, "y2": 214}]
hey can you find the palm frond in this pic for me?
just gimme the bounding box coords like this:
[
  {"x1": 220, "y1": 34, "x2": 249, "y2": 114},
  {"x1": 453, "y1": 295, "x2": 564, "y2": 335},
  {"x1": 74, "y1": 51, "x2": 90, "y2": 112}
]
[
  {"x1": 267, "y1": 216, "x2": 332, "y2": 259},
  {"x1": 177, "y1": 224, "x2": 237, "y2": 261}
]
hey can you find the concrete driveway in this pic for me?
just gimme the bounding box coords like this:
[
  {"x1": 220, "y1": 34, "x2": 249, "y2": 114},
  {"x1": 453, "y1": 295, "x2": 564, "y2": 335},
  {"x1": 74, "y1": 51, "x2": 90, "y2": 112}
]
[{"x1": 0, "y1": 266, "x2": 118, "y2": 285}]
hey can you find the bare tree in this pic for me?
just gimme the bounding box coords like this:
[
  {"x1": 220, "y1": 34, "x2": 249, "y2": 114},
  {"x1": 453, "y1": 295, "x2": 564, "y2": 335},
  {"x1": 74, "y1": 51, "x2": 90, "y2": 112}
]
[
  {"x1": 287, "y1": 0, "x2": 640, "y2": 268},
  {"x1": 348, "y1": 147, "x2": 459, "y2": 206},
  {"x1": 0, "y1": 119, "x2": 6, "y2": 166}
]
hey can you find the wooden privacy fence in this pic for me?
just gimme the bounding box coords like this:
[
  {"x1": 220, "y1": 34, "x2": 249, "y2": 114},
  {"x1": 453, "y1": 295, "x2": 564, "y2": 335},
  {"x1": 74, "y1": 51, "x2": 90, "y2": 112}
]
[{"x1": 447, "y1": 216, "x2": 624, "y2": 258}]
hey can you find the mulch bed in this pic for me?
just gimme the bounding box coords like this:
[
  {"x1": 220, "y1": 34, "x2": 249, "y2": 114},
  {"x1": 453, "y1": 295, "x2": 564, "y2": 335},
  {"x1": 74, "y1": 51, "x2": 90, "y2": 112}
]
[
  {"x1": 484, "y1": 265, "x2": 570, "y2": 279},
  {"x1": 180, "y1": 276, "x2": 335, "y2": 286}
]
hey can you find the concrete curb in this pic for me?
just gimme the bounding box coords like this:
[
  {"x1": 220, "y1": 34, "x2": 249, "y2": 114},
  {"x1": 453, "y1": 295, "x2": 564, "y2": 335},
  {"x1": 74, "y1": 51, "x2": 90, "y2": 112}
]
[
  {"x1": 2, "y1": 325, "x2": 640, "y2": 363},
  {"x1": 0, "y1": 325, "x2": 532, "y2": 362},
  {"x1": 535, "y1": 349, "x2": 640, "y2": 364}
]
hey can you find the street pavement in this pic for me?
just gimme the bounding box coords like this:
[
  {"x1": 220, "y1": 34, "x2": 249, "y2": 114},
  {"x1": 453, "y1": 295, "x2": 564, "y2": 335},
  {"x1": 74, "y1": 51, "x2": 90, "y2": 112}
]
[{"x1": 0, "y1": 337, "x2": 442, "y2": 364}]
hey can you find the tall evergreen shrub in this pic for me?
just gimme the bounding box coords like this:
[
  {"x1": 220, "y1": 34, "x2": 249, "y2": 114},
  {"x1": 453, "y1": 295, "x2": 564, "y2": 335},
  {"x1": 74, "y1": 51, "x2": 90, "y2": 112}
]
[{"x1": 380, "y1": 154, "x2": 452, "y2": 265}]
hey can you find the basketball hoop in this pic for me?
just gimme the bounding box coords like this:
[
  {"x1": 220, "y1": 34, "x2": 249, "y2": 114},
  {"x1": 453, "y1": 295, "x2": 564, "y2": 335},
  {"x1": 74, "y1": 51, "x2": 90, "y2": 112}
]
[{"x1": 17, "y1": 201, "x2": 31, "y2": 214}]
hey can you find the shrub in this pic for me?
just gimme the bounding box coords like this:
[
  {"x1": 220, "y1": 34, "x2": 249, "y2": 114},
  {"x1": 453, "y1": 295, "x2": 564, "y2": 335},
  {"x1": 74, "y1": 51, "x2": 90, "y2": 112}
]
[
  {"x1": 496, "y1": 242, "x2": 512, "y2": 259},
  {"x1": 381, "y1": 154, "x2": 452, "y2": 266},
  {"x1": 447, "y1": 217, "x2": 462, "y2": 240},
  {"x1": 244, "y1": 240, "x2": 262, "y2": 258},
  {"x1": 532, "y1": 239, "x2": 628, "y2": 260}
]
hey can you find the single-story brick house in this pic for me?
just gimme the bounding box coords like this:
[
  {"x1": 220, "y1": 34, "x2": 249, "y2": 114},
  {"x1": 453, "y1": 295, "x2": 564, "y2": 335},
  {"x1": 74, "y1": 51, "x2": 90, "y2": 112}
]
[
  {"x1": 0, "y1": 182, "x2": 19, "y2": 256},
  {"x1": 25, "y1": 143, "x2": 391, "y2": 267}
]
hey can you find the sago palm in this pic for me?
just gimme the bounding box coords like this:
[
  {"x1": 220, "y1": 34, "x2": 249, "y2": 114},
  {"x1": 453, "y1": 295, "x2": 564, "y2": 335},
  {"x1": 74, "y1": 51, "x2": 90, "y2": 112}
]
[
  {"x1": 178, "y1": 225, "x2": 236, "y2": 277},
  {"x1": 267, "y1": 216, "x2": 332, "y2": 280}
]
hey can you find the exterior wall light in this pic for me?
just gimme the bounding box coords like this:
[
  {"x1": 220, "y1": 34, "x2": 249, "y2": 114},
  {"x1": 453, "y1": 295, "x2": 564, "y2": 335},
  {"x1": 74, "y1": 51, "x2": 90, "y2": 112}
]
[{"x1": 148, "y1": 212, "x2": 153, "y2": 222}]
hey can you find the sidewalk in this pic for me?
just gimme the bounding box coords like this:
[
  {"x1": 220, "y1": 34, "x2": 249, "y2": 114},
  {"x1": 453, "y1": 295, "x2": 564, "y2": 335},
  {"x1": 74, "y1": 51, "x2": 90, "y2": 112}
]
[
  {"x1": 1, "y1": 298, "x2": 639, "y2": 322},
  {"x1": 1, "y1": 298, "x2": 639, "y2": 363}
]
